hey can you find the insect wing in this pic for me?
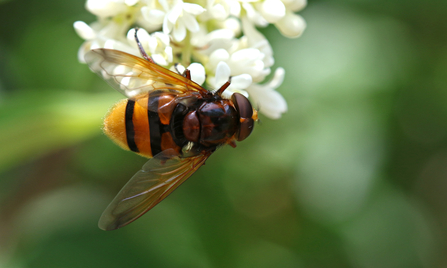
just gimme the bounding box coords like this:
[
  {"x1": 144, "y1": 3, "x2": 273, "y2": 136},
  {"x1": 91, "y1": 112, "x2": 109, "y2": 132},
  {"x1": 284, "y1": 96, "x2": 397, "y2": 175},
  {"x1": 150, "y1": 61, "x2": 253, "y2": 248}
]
[
  {"x1": 84, "y1": 49, "x2": 208, "y2": 98},
  {"x1": 98, "y1": 149, "x2": 211, "y2": 231}
]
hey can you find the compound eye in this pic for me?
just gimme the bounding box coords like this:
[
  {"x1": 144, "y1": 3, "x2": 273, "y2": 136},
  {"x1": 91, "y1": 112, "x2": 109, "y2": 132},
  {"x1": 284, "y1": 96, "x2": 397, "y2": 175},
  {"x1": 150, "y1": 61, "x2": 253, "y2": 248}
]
[
  {"x1": 231, "y1": 93, "x2": 255, "y2": 141},
  {"x1": 237, "y1": 118, "x2": 254, "y2": 141},
  {"x1": 231, "y1": 93, "x2": 253, "y2": 119}
]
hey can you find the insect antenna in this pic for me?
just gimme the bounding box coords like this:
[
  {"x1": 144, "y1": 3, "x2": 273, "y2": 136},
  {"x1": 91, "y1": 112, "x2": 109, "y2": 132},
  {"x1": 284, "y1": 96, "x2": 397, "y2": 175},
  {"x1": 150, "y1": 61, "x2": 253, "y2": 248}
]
[
  {"x1": 215, "y1": 77, "x2": 232, "y2": 96},
  {"x1": 134, "y1": 27, "x2": 155, "y2": 63}
]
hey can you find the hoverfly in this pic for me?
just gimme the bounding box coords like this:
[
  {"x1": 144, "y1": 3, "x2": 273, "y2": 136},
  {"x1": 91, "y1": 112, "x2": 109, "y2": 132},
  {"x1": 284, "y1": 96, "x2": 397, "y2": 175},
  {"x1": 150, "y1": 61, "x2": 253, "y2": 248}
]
[{"x1": 85, "y1": 28, "x2": 258, "y2": 230}]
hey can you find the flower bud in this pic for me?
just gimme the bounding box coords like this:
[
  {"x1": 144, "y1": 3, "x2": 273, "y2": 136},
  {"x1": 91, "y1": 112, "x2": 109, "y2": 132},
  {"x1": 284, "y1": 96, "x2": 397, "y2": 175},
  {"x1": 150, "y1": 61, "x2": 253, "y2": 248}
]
[{"x1": 275, "y1": 12, "x2": 306, "y2": 38}]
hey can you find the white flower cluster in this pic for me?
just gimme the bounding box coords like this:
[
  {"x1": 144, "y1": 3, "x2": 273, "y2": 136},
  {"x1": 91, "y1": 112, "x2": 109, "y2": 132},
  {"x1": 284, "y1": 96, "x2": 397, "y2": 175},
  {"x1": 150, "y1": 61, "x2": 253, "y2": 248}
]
[{"x1": 74, "y1": 0, "x2": 306, "y2": 119}]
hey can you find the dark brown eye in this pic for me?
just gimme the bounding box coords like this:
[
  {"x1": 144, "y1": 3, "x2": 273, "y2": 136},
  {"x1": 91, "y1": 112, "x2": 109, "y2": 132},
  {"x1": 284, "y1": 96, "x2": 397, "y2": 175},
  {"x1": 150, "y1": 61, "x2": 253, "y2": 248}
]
[
  {"x1": 231, "y1": 93, "x2": 255, "y2": 141},
  {"x1": 237, "y1": 118, "x2": 254, "y2": 141},
  {"x1": 231, "y1": 93, "x2": 253, "y2": 119}
]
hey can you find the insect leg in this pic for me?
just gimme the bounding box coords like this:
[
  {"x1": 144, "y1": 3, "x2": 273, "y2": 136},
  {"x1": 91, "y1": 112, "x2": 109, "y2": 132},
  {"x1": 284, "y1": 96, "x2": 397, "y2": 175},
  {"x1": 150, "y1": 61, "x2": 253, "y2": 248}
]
[
  {"x1": 173, "y1": 63, "x2": 190, "y2": 79},
  {"x1": 134, "y1": 27, "x2": 155, "y2": 63},
  {"x1": 183, "y1": 69, "x2": 191, "y2": 80}
]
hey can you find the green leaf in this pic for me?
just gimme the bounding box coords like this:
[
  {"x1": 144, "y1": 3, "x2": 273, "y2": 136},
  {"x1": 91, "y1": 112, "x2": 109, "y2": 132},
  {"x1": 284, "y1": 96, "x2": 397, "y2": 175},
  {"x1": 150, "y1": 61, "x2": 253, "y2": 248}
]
[{"x1": 0, "y1": 89, "x2": 119, "y2": 172}]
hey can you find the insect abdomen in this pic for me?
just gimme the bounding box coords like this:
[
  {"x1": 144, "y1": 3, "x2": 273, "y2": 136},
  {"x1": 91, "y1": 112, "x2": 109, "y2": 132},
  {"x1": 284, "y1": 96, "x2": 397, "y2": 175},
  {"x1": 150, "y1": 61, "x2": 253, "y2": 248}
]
[
  {"x1": 103, "y1": 92, "x2": 185, "y2": 158},
  {"x1": 103, "y1": 99, "x2": 129, "y2": 152}
]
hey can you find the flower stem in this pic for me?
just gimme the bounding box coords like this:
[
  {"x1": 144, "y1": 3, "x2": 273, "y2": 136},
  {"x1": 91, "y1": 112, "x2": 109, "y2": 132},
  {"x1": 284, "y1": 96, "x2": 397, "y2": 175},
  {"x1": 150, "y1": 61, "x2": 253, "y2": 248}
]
[{"x1": 181, "y1": 31, "x2": 192, "y2": 67}]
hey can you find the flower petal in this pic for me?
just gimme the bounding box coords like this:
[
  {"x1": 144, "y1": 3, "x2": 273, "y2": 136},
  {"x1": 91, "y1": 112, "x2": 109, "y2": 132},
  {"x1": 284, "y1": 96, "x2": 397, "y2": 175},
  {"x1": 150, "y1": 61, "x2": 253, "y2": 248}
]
[
  {"x1": 78, "y1": 41, "x2": 92, "y2": 63},
  {"x1": 228, "y1": 0, "x2": 241, "y2": 17},
  {"x1": 168, "y1": 3, "x2": 183, "y2": 24},
  {"x1": 230, "y1": 74, "x2": 252, "y2": 89},
  {"x1": 128, "y1": 27, "x2": 150, "y2": 47},
  {"x1": 74, "y1": 21, "x2": 96, "y2": 40},
  {"x1": 286, "y1": 0, "x2": 307, "y2": 12},
  {"x1": 269, "y1": 67, "x2": 285, "y2": 89},
  {"x1": 242, "y1": 16, "x2": 274, "y2": 68},
  {"x1": 211, "y1": 4, "x2": 228, "y2": 20},
  {"x1": 153, "y1": 32, "x2": 170, "y2": 46},
  {"x1": 152, "y1": 53, "x2": 168, "y2": 66},
  {"x1": 246, "y1": 67, "x2": 287, "y2": 119},
  {"x1": 147, "y1": 35, "x2": 158, "y2": 53},
  {"x1": 173, "y1": 21, "x2": 187, "y2": 41},
  {"x1": 182, "y1": 3, "x2": 205, "y2": 15},
  {"x1": 261, "y1": 89, "x2": 287, "y2": 119},
  {"x1": 174, "y1": 64, "x2": 186, "y2": 75},
  {"x1": 222, "y1": 17, "x2": 241, "y2": 36},
  {"x1": 86, "y1": 0, "x2": 126, "y2": 17},
  {"x1": 158, "y1": 0, "x2": 170, "y2": 12},
  {"x1": 260, "y1": 0, "x2": 285, "y2": 23},
  {"x1": 207, "y1": 29, "x2": 234, "y2": 41},
  {"x1": 248, "y1": 85, "x2": 287, "y2": 119},
  {"x1": 187, "y1": 63, "x2": 206, "y2": 85},
  {"x1": 181, "y1": 13, "x2": 200, "y2": 32},
  {"x1": 165, "y1": 46, "x2": 173, "y2": 62},
  {"x1": 231, "y1": 48, "x2": 262, "y2": 63},
  {"x1": 221, "y1": 88, "x2": 249, "y2": 99},
  {"x1": 215, "y1": 61, "x2": 231, "y2": 87},
  {"x1": 275, "y1": 12, "x2": 306, "y2": 38},
  {"x1": 104, "y1": 39, "x2": 117, "y2": 49},
  {"x1": 143, "y1": 8, "x2": 166, "y2": 25},
  {"x1": 163, "y1": 15, "x2": 172, "y2": 34},
  {"x1": 208, "y1": 49, "x2": 230, "y2": 70},
  {"x1": 243, "y1": 2, "x2": 268, "y2": 27},
  {"x1": 125, "y1": 0, "x2": 139, "y2": 6}
]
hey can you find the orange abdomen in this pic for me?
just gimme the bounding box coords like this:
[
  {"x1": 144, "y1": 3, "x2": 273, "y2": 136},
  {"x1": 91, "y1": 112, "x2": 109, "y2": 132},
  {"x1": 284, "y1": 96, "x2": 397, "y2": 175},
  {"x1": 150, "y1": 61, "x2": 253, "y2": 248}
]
[{"x1": 103, "y1": 92, "x2": 182, "y2": 158}]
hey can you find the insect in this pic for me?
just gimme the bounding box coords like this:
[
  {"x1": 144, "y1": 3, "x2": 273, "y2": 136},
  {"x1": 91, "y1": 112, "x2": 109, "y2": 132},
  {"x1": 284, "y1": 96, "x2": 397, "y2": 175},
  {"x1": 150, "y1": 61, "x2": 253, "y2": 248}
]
[{"x1": 85, "y1": 29, "x2": 258, "y2": 230}]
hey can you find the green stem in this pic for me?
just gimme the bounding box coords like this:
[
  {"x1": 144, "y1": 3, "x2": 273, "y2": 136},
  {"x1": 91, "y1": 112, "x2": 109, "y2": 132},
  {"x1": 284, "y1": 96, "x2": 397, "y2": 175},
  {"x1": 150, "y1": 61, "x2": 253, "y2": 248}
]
[{"x1": 181, "y1": 31, "x2": 192, "y2": 67}]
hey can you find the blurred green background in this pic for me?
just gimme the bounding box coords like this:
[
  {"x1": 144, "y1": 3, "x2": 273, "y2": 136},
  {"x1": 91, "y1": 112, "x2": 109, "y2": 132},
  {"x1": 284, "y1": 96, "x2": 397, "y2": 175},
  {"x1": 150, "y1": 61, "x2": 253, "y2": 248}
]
[{"x1": 1, "y1": 0, "x2": 447, "y2": 267}]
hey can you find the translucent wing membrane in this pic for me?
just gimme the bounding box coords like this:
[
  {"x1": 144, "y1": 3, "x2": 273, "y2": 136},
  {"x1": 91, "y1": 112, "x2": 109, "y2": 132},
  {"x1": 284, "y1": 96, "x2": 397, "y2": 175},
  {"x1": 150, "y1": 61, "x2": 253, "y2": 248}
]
[
  {"x1": 85, "y1": 49, "x2": 207, "y2": 98},
  {"x1": 98, "y1": 149, "x2": 211, "y2": 230}
]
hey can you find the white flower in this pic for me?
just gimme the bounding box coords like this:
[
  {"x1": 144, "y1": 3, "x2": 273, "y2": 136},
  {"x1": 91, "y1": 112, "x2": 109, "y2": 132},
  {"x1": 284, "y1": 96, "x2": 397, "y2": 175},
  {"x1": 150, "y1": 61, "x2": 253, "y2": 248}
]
[
  {"x1": 199, "y1": 0, "x2": 240, "y2": 21},
  {"x1": 140, "y1": 0, "x2": 165, "y2": 26},
  {"x1": 142, "y1": 0, "x2": 205, "y2": 42},
  {"x1": 208, "y1": 62, "x2": 252, "y2": 99},
  {"x1": 207, "y1": 48, "x2": 269, "y2": 83},
  {"x1": 241, "y1": 0, "x2": 307, "y2": 38},
  {"x1": 246, "y1": 67, "x2": 287, "y2": 119},
  {"x1": 74, "y1": 20, "x2": 136, "y2": 62},
  {"x1": 281, "y1": 0, "x2": 306, "y2": 12},
  {"x1": 74, "y1": 21, "x2": 96, "y2": 40},
  {"x1": 86, "y1": 0, "x2": 133, "y2": 18},
  {"x1": 75, "y1": 0, "x2": 308, "y2": 120},
  {"x1": 257, "y1": 0, "x2": 285, "y2": 23},
  {"x1": 242, "y1": 17, "x2": 274, "y2": 68},
  {"x1": 219, "y1": 17, "x2": 242, "y2": 36},
  {"x1": 190, "y1": 26, "x2": 236, "y2": 57},
  {"x1": 126, "y1": 28, "x2": 173, "y2": 66},
  {"x1": 188, "y1": 63, "x2": 206, "y2": 85},
  {"x1": 242, "y1": 2, "x2": 268, "y2": 27},
  {"x1": 275, "y1": 11, "x2": 306, "y2": 38},
  {"x1": 204, "y1": 0, "x2": 230, "y2": 20}
]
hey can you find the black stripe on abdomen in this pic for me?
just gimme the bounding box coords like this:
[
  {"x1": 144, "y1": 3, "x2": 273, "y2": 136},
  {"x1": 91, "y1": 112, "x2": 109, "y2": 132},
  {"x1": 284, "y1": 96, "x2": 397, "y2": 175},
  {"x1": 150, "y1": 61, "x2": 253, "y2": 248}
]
[
  {"x1": 125, "y1": 99, "x2": 139, "y2": 152},
  {"x1": 148, "y1": 95, "x2": 162, "y2": 156}
]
